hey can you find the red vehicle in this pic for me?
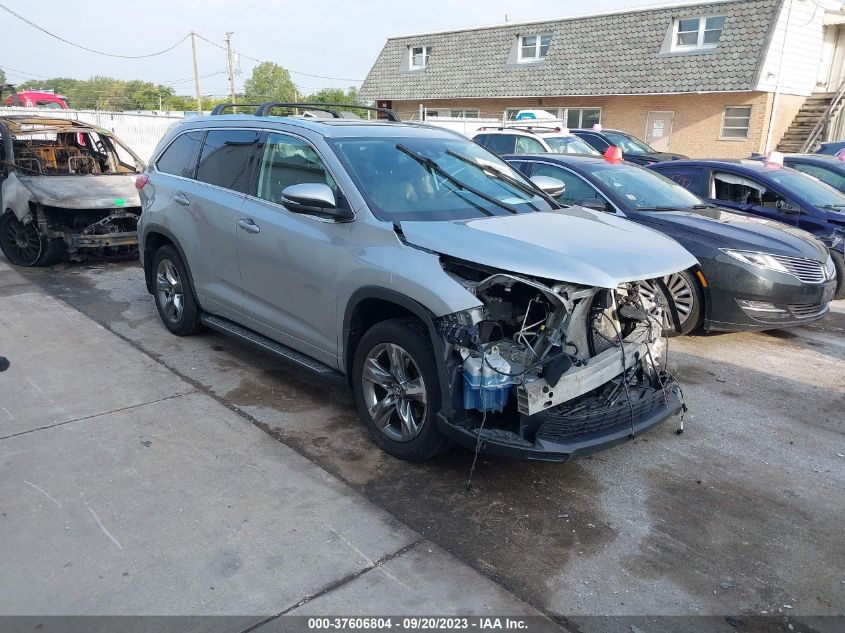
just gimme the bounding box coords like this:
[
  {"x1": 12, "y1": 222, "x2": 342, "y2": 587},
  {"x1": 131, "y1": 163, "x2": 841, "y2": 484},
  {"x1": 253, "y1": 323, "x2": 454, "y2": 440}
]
[{"x1": 3, "y1": 87, "x2": 68, "y2": 109}]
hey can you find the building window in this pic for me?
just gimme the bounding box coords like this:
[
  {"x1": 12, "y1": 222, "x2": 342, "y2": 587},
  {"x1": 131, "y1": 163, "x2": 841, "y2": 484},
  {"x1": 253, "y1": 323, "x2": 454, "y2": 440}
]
[
  {"x1": 721, "y1": 106, "x2": 752, "y2": 139},
  {"x1": 518, "y1": 33, "x2": 552, "y2": 62},
  {"x1": 673, "y1": 16, "x2": 725, "y2": 50},
  {"x1": 564, "y1": 108, "x2": 601, "y2": 128},
  {"x1": 450, "y1": 109, "x2": 479, "y2": 119},
  {"x1": 410, "y1": 46, "x2": 430, "y2": 70}
]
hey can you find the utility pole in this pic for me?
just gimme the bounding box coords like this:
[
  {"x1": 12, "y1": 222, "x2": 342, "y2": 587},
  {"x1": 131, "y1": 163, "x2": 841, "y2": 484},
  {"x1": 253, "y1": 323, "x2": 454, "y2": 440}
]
[
  {"x1": 191, "y1": 32, "x2": 202, "y2": 115},
  {"x1": 225, "y1": 32, "x2": 236, "y2": 105}
]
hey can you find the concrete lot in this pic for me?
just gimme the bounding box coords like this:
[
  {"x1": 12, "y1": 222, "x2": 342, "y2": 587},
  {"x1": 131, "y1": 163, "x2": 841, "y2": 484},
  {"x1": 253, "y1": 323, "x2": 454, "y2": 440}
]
[
  {"x1": 0, "y1": 259, "x2": 550, "y2": 628},
  {"x1": 3, "y1": 259, "x2": 844, "y2": 631}
]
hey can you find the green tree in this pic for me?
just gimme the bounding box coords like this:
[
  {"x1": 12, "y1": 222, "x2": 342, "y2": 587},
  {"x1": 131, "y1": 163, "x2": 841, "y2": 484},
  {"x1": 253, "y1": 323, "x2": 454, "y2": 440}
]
[
  {"x1": 0, "y1": 68, "x2": 6, "y2": 84},
  {"x1": 306, "y1": 87, "x2": 360, "y2": 105},
  {"x1": 244, "y1": 62, "x2": 296, "y2": 102}
]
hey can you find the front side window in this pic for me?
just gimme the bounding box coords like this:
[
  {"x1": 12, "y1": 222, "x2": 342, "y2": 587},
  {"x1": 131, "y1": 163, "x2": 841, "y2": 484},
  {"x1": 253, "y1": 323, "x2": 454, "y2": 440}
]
[
  {"x1": 196, "y1": 130, "x2": 260, "y2": 193},
  {"x1": 543, "y1": 136, "x2": 600, "y2": 155},
  {"x1": 673, "y1": 16, "x2": 725, "y2": 50},
  {"x1": 256, "y1": 133, "x2": 338, "y2": 205},
  {"x1": 577, "y1": 132, "x2": 610, "y2": 152},
  {"x1": 156, "y1": 130, "x2": 203, "y2": 178},
  {"x1": 721, "y1": 106, "x2": 752, "y2": 139},
  {"x1": 604, "y1": 131, "x2": 655, "y2": 154},
  {"x1": 329, "y1": 136, "x2": 553, "y2": 221},
  {"x1": 532, "y1": 163, "x2": 606, "y2": 208},
  {"x1": 410, "y1": 46, "x2": 430, "y2": 69},
  {"x1": 514, "y1": 136, "x2": 545, "y2": 154},
  {"x1": 713, "y1": 172, "x2": 797, "y2": 210},
  {"x1": 518, "y1": 33, "x2": 552, "y2": 62}
]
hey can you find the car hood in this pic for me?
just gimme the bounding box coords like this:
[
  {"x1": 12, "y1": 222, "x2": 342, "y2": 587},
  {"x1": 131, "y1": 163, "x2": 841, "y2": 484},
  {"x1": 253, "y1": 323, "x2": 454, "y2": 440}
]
[
  {"x1": 18, "y1": 174, "x2": 141, "y2": 209},
  {"x1": 400, "y1": 207, "x2": 698, "y2": 288},
  {"x1": 636, "y1": 207, "x2": 829, "y2": 261}
]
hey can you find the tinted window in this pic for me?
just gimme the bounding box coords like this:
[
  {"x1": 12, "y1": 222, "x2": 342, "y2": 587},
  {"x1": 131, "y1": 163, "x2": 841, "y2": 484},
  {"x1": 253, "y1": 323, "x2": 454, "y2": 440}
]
[
  {"x1": 654, "y1": 167, "x2": 708, "y2": 196},
  {"x1": 196, "y1": 130, "x2": 259, "y2": 193},
  {"x1": 156, "y1": 130, "x2": 202, "y2": 178},
  {"x1": 256, "y1": 133, "x2": 337, "y2": 204},
  {"x1": 579, "y1": 133, "x2": 610, "y2": 152},
  {"x1": 531, "y1": 163, "x2": 606, "y2": 207},
  {"x1": 790, "y1": 162, "x2": 845, "y2": 193},
  {"x1": 515, "y1": 136, "x2": 546, "y2": 154},
  {"x1": 480, "y1": 134, "x2": 517, "y2": 155}
]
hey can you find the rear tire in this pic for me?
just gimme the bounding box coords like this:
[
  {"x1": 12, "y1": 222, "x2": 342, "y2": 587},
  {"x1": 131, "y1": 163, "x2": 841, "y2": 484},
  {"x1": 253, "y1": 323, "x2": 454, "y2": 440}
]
[
  {"x1": 352, "y1": 318, "x2": 451, "y2": 461},
  {"x1": 830, "y1": 249, "x2": 845, "y2": 300},
  {"x1": 152, "y1": 245, "x2": 201, "y2": 336}
]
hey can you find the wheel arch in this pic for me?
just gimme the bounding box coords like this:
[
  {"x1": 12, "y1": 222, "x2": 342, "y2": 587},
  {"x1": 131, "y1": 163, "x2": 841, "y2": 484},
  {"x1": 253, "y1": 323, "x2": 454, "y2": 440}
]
[
  {"x1": 141, "y1": 224, "x2": 198, "y2": 299},
  {"x1": 343, "y1": 287, "x2": 452, "y2": 414}
]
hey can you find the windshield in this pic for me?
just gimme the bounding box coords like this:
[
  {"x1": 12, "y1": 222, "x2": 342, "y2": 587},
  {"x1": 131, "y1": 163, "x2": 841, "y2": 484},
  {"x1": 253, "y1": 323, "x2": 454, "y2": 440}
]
[
  {"x1": 585, "y1": 161, "x2": 704, "y2": 210},
  {"x1": 761, "y1": 167, "x2": 845, "y2": 208},
  {"x1": 544, "y1": 135, "x2": 600, "y2": 155},
  {"x1": 604, "y1": 131, "x2": 654, "y2": 154},
  {"x1": 328, "y1": 136, "x2": 555, "y2": 221}
]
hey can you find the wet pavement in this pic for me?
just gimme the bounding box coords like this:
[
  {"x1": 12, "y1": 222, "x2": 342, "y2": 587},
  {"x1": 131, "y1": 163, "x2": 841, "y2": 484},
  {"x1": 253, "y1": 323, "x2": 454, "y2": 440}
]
[{"x1": 15, "y1": 260, "x2": 845, "y2": 629}]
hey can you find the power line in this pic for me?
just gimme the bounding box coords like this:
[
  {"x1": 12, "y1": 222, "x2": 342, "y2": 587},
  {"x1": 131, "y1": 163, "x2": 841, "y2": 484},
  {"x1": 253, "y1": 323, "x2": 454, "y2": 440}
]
[{"x1": 0, "y1": 4, "x2": 190, "y2": 58}]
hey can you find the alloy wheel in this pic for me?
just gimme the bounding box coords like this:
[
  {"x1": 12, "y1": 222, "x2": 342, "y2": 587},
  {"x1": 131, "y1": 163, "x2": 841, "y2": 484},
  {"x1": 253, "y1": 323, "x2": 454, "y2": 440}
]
[
  {"x1": 361, "y1": 342, "x2": 428, "y2": 443},
  {"x1": 156, "y1": 258, "x2": 184, "y2": 324},
  {"x1": 0, "y1": 215, "x2": 42, "y2": 266},
  {"x1": 639, "y1": 273, "x2": 694, "y2": 330}
]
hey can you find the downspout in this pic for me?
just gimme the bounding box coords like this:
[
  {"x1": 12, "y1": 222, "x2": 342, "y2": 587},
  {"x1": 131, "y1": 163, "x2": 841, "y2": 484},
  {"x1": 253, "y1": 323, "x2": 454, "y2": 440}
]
[{"x1": 765, "y1": 0, "x2": 795, "y2": 153}]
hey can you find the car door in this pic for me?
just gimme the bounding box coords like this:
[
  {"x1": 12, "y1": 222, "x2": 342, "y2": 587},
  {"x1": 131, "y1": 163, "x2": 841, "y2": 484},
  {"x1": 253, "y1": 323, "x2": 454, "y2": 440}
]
[
  {"x1": 181, "y1": 128, "x2": 260, "y2": 318},
  {"x1": 711, "y1": 170, "x2": 801, "y2": 226},
  {"x1": 236, "y1": 130, "x2": 351, "y2": 365}
]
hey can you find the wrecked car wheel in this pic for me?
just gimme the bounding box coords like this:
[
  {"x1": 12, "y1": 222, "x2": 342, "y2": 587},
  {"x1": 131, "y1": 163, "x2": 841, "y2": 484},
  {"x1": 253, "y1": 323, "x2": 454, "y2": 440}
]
[
  {"x1": 152, "y1": 245, "x2": 201, "y2": 336},
  {"x1": 638, "y1": 270, "x2": 703, "y2": 336},
  {"x1": 0, "y1": 213, "x2": 47, "y2": 267},
  {"x1": 831, "y1": 249, "x2": 845, "y2": 300},
  {"x1": 353, "y1": 318, "x2": 450, "y2": 461}
]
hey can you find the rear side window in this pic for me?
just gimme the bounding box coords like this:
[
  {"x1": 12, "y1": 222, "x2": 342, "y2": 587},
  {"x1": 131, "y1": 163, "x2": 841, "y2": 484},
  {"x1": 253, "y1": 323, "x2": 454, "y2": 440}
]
[
  {"x1": 515, "y1": 136, "x2": 545, "y2": 154},
  {"x1": 156, "y1": 130, "x2": 202, "y2": 178},
  {"x1": 196, "y1": 130, "x2": 260, "y2": 193},
  {"x1": 480, "y1": 134, "x2": 517, "y2": 155}
]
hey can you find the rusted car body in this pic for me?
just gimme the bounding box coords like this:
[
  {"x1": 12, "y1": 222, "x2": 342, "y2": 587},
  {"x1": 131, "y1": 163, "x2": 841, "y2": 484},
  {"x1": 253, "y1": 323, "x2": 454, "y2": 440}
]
[{"x1": 0, "y1": 116, "x2": 144, "y2": 266}]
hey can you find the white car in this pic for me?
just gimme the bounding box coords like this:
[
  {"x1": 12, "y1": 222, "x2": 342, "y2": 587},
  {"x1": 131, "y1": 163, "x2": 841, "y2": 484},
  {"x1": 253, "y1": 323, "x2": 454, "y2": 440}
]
[{"x1": 473, "y1": 126, "x2": 600, "y2": 156}]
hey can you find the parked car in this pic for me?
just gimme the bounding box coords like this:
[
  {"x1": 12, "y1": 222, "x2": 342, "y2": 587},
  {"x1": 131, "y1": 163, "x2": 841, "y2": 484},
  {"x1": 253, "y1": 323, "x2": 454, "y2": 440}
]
[
  {"x1": 0, "y1": 116, "x2": 145, "y2": 267},
  {"x1": 505, "y1": 154, "x2": 837, "y2": 334},
  {"x1": 815, "y1": 140, "x2": 845, "y2": 156},
  {"x1": 3, "y1": 90, "x2": 69, "y2": 109},
  {"x1": 138, "y1": 102, "x2": 697, "y2": 463},
  {"x1": 473, "y1": 126, "x2": 599, "y2": 156},
  {"x1": 649, "y1": 159, "x2": 845, "y2": 299},
  {"x1": 752, "y1": 153, "x2": 845, "y2": 195},
  {"x1": 570, "y1": 128, "x2": 687, "y2": 165}
]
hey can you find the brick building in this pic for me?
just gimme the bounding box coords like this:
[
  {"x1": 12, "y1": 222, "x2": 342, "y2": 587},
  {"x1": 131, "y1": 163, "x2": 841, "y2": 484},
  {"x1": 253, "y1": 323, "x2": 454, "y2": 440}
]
[{"x1": 359, "y1": 0, "x2": 845, "y2": 158}]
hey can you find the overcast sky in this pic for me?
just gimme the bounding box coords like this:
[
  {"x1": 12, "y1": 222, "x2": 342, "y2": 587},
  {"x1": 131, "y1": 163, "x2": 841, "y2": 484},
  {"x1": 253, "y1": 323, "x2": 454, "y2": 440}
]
[{"x1": 0, "y1": 0, "x2": 750, "y2": 96}]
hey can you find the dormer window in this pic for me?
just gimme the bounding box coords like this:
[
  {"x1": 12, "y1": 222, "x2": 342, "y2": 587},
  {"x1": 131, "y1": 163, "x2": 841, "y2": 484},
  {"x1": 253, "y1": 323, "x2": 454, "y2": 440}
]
[
  {"x1": 673, "y1": 16, "x2": 725, "y2": 50},
  {"x1": 518, "y1": 33, "x2": 552, "y2": 62},
  {"x1": 410, "y1": 46, "x2": 430, "y2": 70}
]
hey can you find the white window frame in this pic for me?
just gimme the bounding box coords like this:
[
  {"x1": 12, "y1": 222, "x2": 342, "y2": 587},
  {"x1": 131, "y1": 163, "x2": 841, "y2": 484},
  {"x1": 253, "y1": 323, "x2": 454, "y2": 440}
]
[
  {"x1": 449, "y1": 109, "x2": 480, "y2": 119},
  {"x1": 671, "y1": 15, "x2": 725, "y2": 51},
  {"x1": 409, "y1": 45, "x2": 430, "y2": 70},
  {"x1": 720, "y1": 105, "x2": 752, "y2": 140},
  {"x1": 517, "y1": 33, "x2": 552, "y2": 62},
  {"x1": 557, "y1": 107, "x2": 602, "y2": 128}
]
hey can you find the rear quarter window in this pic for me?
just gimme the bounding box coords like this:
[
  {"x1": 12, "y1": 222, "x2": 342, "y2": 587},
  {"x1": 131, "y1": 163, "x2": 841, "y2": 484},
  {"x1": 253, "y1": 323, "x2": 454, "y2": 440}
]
[
  {"x1": 654, "y1": 167, "x2": 707, "y2": 196},
  {"x1": 156, "y1": 130, "x2": 203, "y2": 178},
  {"x1": 481, "y1": 134, "x2": 517, "y2": 155}
]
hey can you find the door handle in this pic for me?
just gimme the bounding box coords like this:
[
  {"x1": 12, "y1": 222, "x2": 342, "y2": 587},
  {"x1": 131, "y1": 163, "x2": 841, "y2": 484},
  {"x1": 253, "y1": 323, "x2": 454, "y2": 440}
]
[
  {"x1": 174, "y1": 192, "x2": 190, "y2": 206},
  {"x1": 238, "y1": 218, "x2": 260, "y2": 234}
]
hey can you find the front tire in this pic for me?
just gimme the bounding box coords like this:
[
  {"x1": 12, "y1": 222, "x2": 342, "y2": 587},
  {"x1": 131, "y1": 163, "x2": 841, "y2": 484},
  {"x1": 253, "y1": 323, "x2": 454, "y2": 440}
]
[
  {"x1": 352, "y1": 318, "x2": 450, "y2": 461},
  {"x1": 639, "y1": 269, "x2": 704, "y2": 336},
  {"x1": 152, "y1": 245, "x2": 201, "y2": 336},
  {"x1": 0, "y1": 213, "x2": 48, "y2": 267},
  {"x1": 830, "y1": 249, "x2": 845, "y2": 300}
]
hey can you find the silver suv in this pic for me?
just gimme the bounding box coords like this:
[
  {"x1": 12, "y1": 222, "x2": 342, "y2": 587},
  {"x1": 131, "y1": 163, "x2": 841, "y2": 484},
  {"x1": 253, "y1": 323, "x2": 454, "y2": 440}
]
[{"x1": 137, "y1": 102, "x2": 696, "y2": 462}]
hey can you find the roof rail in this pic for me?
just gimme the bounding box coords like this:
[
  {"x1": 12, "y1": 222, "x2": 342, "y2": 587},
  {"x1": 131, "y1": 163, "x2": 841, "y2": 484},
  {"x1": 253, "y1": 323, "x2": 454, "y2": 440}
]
[
  {"x1": 254, "y1": 101, "x2": 401, "y2": 121},
  {"x1": 210, "y1": 103, "x2": 263, "y2": 116},
  {"x1": 476, "y1": 125, "x2": 565, "y2": 134}
]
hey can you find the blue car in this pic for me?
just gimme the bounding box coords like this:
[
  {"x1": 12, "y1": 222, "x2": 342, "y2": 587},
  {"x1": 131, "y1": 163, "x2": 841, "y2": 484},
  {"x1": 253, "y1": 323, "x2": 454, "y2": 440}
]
[
  {"x1": 648, "y1": 159, "x2": 845, "y2": 299},
  {"x1": 816, "y1": 141, "x2": 845, "y2": 156}
]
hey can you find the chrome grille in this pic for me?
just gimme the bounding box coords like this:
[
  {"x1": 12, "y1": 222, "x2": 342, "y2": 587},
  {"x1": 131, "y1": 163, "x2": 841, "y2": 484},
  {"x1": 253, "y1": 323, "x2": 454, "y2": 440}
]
[
  {"x1": 770, "y1": 255, "x2": 826, "y2": 283},
  {"x1": 787, "y1": 303, "x2": 828, "y2": 319}
]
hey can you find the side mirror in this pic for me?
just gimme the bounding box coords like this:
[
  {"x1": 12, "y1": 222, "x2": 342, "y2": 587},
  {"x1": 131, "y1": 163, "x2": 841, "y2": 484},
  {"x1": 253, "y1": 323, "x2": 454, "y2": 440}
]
[
  {"x1": 578, "y1": 198, "x2": 609, "y2": 212},
  {"x1": 281, "y1": 183, "x2": 353, "y2": 221},
  {"x1": 530, "y1": 175, "x2": 566, "y2": 197}
]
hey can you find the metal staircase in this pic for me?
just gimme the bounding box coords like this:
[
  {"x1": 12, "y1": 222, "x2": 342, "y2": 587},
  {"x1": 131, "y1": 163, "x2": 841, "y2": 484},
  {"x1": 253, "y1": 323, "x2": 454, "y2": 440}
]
[{"x1": 777, "y1": 82, "x2": 845, "y2": 153}]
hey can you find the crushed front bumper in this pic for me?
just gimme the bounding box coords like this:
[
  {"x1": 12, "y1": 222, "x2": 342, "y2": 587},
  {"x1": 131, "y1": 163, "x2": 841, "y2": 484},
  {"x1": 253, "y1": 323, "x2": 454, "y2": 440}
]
[{"x1": 438, "y1": 377, "x2": 683, "y2": 462}]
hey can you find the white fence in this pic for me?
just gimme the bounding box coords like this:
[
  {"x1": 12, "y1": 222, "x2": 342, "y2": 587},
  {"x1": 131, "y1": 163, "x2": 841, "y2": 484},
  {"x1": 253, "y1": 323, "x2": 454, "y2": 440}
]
[
  {"x1": 417, "y1": 117, "x2": 503, "y2": 138},
  {"x1": 0, "y1": 107, "x2": 186, "y2": 161}
]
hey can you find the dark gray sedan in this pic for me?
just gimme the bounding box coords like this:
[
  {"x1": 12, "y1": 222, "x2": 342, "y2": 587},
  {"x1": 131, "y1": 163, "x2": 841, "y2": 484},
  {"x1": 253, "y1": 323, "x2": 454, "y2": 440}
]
[{"x1": 505, "y1": 154, "x2": 837, "y2": 335}]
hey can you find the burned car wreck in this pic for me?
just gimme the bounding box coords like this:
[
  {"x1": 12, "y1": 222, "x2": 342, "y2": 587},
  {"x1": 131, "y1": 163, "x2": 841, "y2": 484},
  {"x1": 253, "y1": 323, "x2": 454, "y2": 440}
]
[{"x1": 0, "y1": 116, "x2": 144, "y2": 266}]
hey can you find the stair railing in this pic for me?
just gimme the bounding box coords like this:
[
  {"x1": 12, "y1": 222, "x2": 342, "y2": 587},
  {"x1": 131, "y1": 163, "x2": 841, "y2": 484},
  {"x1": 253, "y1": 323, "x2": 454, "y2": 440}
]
[{"x1": 801, "y1": 77, "x2": 845, "y2": 153}]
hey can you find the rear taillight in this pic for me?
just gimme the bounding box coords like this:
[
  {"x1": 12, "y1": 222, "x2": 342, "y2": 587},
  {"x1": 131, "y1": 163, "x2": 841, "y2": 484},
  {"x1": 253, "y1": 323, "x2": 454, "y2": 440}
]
[{"x1": 135, "y1": 174, "x2": 149, "y2": 190}]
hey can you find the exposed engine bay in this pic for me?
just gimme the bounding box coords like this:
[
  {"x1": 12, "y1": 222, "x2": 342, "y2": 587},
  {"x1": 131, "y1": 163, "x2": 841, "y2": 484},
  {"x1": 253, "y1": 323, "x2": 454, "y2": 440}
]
[{"x1": 436, "y1": 257, "x2": 684, "y2": 459}]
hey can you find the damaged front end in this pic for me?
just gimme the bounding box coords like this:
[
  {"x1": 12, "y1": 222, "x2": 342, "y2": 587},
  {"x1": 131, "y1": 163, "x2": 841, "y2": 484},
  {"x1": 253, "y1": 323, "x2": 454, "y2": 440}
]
[{"x1": 435, "y1": 257, "x2": 684, "y2": 462}]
